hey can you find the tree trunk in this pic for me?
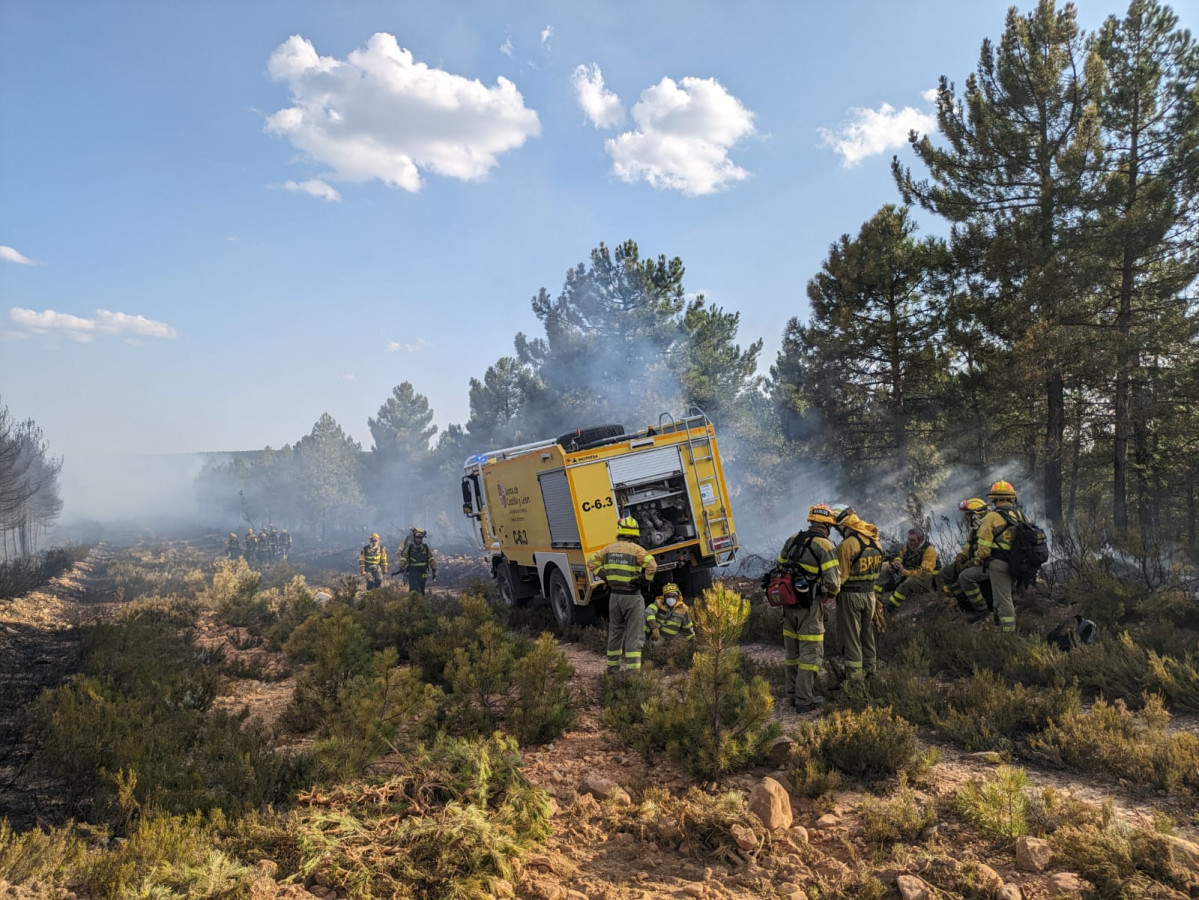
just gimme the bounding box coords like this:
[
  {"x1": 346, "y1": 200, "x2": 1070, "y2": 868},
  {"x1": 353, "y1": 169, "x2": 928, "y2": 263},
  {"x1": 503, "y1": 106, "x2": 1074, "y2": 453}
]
[
  {"x1": 1113, "y1": 102, "x2": 1140, "y2": 534},
  {"x1": 1045, "y1": 369, "x2": 1065, "y2": 527}
]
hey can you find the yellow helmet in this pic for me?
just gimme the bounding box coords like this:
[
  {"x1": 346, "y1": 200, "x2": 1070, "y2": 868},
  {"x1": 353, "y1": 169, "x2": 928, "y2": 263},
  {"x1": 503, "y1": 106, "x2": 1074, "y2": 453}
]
[
  {"x1": 662, "y1": 582, "x2": 681, "y2": 599},
  {"x1": 807, "y1": 503, "x2": 836, "y2": 526},
  {"x1": 370, "y1": 532, "x2": 380, "y2": 540},
  {"x1": 617, "y1": 515, "x2": 640, "y2": 537},
  {"x1": 247, "y1": 527, "x2": 254, "y2": 534},
  {"x1": 229, "y1": 532, "x2": 237, "y2": 538},
  {"x1": 959, "y1": 497, "x2": 988, "y2": 514},
  {"x1": 987, "y1": 480, "x2": 1017, "y2": 501}
]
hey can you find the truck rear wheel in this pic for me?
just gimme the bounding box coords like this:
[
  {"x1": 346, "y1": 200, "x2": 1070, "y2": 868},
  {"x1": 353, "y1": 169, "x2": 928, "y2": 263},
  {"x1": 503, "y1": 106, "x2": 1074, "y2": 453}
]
[{"x1": 556, "y1": 424, "x2": 625, "y2": 450}]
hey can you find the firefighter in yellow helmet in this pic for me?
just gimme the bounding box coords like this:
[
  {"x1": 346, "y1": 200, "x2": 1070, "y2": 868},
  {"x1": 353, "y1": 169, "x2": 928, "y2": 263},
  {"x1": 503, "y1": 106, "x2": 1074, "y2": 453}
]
[
  {"x1": 875, "y1": 525, "x2": 938, "y2": 613},
  {"x1": 775, "y1": 504, "x2": 842, "y2": 712},
  {"x1": 359, "y1": 532, "x2": 388, "y2": 590},
  {"x1": 946, "y1": 498, "x2": 988, "y2": 611},
  {"x1": 966, "y1": 480, "x2": 1023, "y2": 633},
  {"x1": 832, "y1": 505, "x2": 884, "y2": 691},
  {"x1": 645, "y1": 582, "x2": 695, "y2": 642},
  {"x1": 396, "y1": 527, "x2": 437, "y2": 594},
  {"x1": 244, "y1": 527, "x2": 258, "y2": 559},
  {"x1": 588, "y1": 515, "x2": 657, "y2": 673},
  {"x1": 226, "y1": 532, "x2": 240, "y2": 559}
]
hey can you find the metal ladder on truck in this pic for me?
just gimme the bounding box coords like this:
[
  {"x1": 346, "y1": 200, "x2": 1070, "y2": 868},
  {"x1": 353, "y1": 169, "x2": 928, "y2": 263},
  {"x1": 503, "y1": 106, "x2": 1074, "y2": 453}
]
[{"x1": 669, "y1": 407, "x2": 736, "y2": 564}]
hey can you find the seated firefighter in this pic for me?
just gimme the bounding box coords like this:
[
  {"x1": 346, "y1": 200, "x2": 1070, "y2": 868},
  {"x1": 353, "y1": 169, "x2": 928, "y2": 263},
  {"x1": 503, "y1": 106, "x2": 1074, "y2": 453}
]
[
  {"x1": 645, "y1": 582, "x2": 695, "y2": 642},
  {"x1": 875, "y1": 526, "x2": 938, "y2": 613}
]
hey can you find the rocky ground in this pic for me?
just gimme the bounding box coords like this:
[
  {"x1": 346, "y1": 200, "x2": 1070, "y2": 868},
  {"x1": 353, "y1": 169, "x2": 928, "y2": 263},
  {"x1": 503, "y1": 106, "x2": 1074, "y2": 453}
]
[{"x1": 2, "y1": 554, "x2": 1198, "y2": 900}]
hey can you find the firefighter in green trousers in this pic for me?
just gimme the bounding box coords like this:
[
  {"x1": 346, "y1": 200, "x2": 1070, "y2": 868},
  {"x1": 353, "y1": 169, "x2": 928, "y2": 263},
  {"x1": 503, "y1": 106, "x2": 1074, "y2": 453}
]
[
  {"x1": 359, "y1": 533, "x2": 387, "y2": 589},
  {"x1": 226, "y1": 532, "x2": 240, "y2": 558},
  {"x1": 945, "y1": 498, "x2": 987, "y2": 611},
  {"x1": 396, "y1": 528, "x2": 437, "y2": 594},
  {"x1": 589, "y1": 516, "x2": 657, "y2": 674},
  {"x1": 776, "y1": 504, "x2": 842, "y2": 712},
  {"x1": 832, "y1": 506, "x2": 884, "y2": 691},
  {"x1": 962, "y1": 480, "x2": 1022, "y2": 634}
]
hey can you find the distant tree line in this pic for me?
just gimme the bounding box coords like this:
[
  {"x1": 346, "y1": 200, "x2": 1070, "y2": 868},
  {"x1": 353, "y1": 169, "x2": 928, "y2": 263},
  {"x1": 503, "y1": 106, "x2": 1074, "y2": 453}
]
[
  {"x1": 198, "y1": 0, "x2": 1199, "y2": 557},
  {"x1": 0, "y1": 398, "x2": 63, "y2": 558}
]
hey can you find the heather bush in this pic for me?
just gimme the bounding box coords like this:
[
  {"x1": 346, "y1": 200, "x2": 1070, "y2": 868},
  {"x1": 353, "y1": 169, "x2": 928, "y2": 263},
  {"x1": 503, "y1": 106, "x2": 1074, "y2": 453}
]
[{"x1": 796, "y1": 706, "x2": 924, "y2": 781}]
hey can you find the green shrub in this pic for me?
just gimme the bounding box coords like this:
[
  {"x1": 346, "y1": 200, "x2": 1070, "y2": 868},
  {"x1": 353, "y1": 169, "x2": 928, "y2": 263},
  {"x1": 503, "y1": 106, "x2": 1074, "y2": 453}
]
[
  {"x1": 798, "y1": 706, "x2": 922, "y2": 780},
  {"x1": 931, "y1": 671, "x2": 1080, "y2": 752},
  {"x1": 637, "y1": 584, "x2": 780, "y2": 777},
  {"x1": 312, "y1": 649, "x2": 445, "y2": 781},
  {"x1": 787, "y1": 757, "x2": 843, "y2": 799},
  {"x1": 0, "y1": 819, "x2": 85, "y2": 883},
  {"x1": 280, "y1": 607, "x2": 375, "y2": 733},
  {"x1": 505, "y1": 633, "x2": 579, "y2": 745},
  {"x1": 1049, "y1": 823, "x2": 1192, "y2": 898},
  {"x1": 953, "y1": 766, "x2": 1032, "y2": 840},
  {"x1": 353, "y1": 587, "x2": 438, "y2": 659},
  {"x1": 263, "y1": 577, "x2": 321, "y2": 649},
  {"x1": 859, "y1": 775, "x2": 937, "y2": 844},
  {"x1": 287, "y1": 734, "x2": 551, "y2": 900},
  {"x1": 410, "y1": 591, "x2": 502, "y2": 687},
  {"x1": 1026, "y1": 695, "x2": 1199, "y2": 798}
]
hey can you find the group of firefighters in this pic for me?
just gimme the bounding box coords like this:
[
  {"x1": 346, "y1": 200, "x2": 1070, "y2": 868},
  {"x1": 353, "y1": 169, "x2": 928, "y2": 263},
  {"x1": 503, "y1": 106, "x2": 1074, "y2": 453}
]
[
  {"x1": 227, "y1": 525, "x2": 291, "y2": 562},
  {"x1": 771, "y1": 478, "x2": 1026, "y2": 712},
  {"x1": 588, "y1": 480, "x2": 1028, "y2": 713},
  {"x1": 359, "y1": 528, "x2": 439, "y2": 594}
]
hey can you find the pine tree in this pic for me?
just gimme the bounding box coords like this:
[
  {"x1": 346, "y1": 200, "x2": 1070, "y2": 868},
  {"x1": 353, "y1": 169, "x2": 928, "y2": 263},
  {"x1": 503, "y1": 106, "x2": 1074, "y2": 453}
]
[{"x1": 894, "y1": 0, "x2": 1103, "y2": 528}]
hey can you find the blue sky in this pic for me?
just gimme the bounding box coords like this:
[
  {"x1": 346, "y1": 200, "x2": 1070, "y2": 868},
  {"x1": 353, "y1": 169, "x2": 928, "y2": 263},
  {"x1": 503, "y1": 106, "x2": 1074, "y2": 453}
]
[{"x1": 3, "y1": 0, "x2": 1190, "y2": 477}]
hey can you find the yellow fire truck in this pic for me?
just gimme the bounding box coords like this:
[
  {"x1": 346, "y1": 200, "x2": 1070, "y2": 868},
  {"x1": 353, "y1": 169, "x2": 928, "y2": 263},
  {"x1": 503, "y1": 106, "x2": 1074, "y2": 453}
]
[{"x1": 461, "y1": 408, "x2": 738, "y2": 627}]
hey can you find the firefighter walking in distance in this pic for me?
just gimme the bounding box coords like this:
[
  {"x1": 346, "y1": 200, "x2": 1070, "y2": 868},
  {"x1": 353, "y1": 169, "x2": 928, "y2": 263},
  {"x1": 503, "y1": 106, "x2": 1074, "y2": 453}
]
[
  {"x1": 776, "y1": 504, "x2": 842, "y2": 713},
  {"x1": 589, "y1": 516, "x2": 657, "y2": 674},
  {"x1": 360, "y1": 533, "x2": 388, "y2": 590},
  {"x1": 876, "y1": 526, "x2": 938, "y2": 613},
  {"x1": 832, "y1": 505, "x2": 884, "y2": 691},
  {"x1": 971, "y1": 480, "x2": 1023, "y2": 634},
  {"x1": 396, "y1": 527, "x2": 438, "y2": 594}
]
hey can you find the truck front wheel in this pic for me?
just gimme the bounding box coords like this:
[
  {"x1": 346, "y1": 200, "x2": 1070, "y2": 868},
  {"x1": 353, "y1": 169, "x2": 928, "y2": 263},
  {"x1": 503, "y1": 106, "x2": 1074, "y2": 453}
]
[{"x1": 496, "y1": 560, "x2": 518, "y2": 608}]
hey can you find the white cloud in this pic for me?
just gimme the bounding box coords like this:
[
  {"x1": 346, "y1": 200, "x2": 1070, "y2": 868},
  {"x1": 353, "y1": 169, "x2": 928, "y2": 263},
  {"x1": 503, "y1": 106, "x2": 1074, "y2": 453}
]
[
  {"x1": 284, "y1": 178, "x2": 342, "y2": 202},
  {"x1": 540, "y1": 25, "x2": 553, "y2": 48},
  {"x1": 922, "y1": 88, "x2": 940, "y2": 103},
  {"x1": 572, "y1": 63, "x2": 625, "y2": 129},
  {"x1": 0, "y1": 246, "x2": 37, "y2": 266},
  {"x1": 9, "y1": 307, "x2": 178, "y2": 343},
  {"x1": 386, "y1": 338, "x2": 430, "y2": 353},
  {"x1": 604, "y1": 76, "x2": 755, "y2": 196},
  {"x1": 336, "y1": 373, "x2": 357, "y2": 381},
  {"x1": 500, "y1": 38, "x2": 513, "y2": 58},
  {"x1": 818, "y1": 101, "x2": 937, "y2": 168},
  {"x1": 265, "y1": 33, "x2": 541, "y2": 193},
  {"x1": 226, "y1": 233, "x2": 239, "y2": 242}
]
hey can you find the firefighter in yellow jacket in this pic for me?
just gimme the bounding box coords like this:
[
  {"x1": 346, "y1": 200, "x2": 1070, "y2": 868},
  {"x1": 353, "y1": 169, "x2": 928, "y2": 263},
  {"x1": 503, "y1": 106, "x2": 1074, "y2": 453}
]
[
  {"x1": 945, "y1": 498, "x2": 987, "y2": 610},
  {"x1": 963, "y1": 480, "x2": 1022, "y2": 633},
  {"x1": 588, "y1": 516, "x2": 657, "y2": 673},
  {"x1": 359, "y1": 533, "x2": 387, "y2": 590},
  {"x1": 776, "y1": 504, "x2": 842, "y2": 712},
  {"x1": 832, "y1": 506, "x2": 884, "y2": 687},
  {"x1": 645, "y1": 582, "x2": 695, "y2": 642},
  {"x1": 875, "y1": 526, "x2": 938, "y2": 612},
  {"x1": 396, "y1": 528, "x2": 437, "y2": 594}
]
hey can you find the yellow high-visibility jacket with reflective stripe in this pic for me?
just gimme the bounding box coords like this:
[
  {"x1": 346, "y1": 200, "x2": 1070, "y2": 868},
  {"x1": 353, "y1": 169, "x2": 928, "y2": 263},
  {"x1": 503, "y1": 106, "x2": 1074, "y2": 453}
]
[
  {"x1": 977, "y1": 504, "x2": 1021, "y2": 561},
  {"x1": 777, "y1": 529, "x2": 841, "y2": 595},
  {"x1": 360, "y1": 544, "x2": 387, "y2": 568},
  {"x1": 588, "y1": 539, "x2": 657, "y2": 592}
]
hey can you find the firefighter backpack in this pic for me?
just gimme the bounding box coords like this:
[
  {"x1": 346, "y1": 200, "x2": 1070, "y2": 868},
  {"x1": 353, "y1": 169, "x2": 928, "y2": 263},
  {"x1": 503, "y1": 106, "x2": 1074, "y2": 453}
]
[{"x1": 997, "y1": 509, "x2": 1049, "y2": 587}]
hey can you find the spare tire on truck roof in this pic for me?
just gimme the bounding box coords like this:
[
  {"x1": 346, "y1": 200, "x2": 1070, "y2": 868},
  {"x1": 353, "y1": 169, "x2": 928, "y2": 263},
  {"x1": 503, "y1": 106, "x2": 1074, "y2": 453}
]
[{"x1": 556, "y1": 424, "x2": 625, "y2": 450}]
